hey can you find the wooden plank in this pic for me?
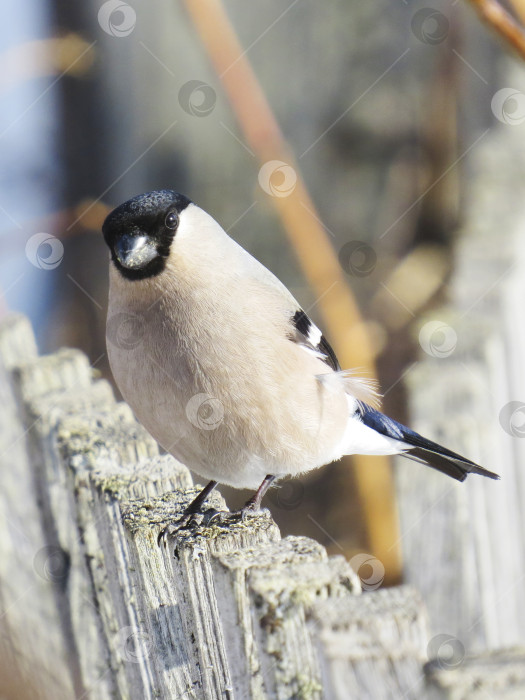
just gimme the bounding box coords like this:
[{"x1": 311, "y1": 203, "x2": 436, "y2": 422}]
[
  {"x1": 162, "y1": 514, "x2": 282, "y2": 700},
  {"x1": 425, "y1": 647, "x2": 525, "y2": 699},
  {"x1": 55, "y1": 405, "x2": 282, "y2": 699},
  {"x1": 309, "y1": 585, "x2": 429, "y2": 700},
  {"x1": 213, "y1": 536, "x2": 361, "y2": 699},
  {"x1": 12, "y1": 350, "x2": 122, "y2": 698},
  {"x1": 13, "y1": 312, "x2": 524, "y2": 699},
  {"x1": 0, "y1": 315, "x2": 74, "y2": 699},
  {"x1": 396, "y1": 128, "x2": 525, "y2": 654},
  {"x1": 49, "y1": 406, "x2": 158, "y2": 699},
  {"x1": 397, "y1": 320, "x2": 525, "y2": 651},
  {"x1": 0, "y1": 313, "x2": 38, "y2": 367}
]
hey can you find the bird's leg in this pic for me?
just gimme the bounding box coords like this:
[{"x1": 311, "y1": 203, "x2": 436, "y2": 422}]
[
  {"x1": 157, "y1": 479, "x2": 218, "y2": 546},
  {"x1": 206, "y1": 474, "x2": 277, "y2": 527},
  {"x1": 182, "y1": 479, "x2": 219, "y2": 517},
  {"x1": 241, "y1": 474, "x2": 276, "y2": 514}
]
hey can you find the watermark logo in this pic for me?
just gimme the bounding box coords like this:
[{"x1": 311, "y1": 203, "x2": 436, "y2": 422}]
[
  {"x1": 419, "y1": 320, "x2": 457, "y2": 358},
  {"x1": 491, "y1": 88, "x2": 525, "y2": 126},
  {"x1": 427, "y1": 633, "x2": 465, "y2": 669},
  {"x1": 25, "y1": 233, "x2": 64, "y2": 270},
  {"x1": 338, "y1": 241, "x2": 377, "y2": 277},
  {"x1": 33, "y1": 546, "x2": 69, "y2": 583},
  {"x1": 106, "y1": 312, "x2": 146, "y2": 350},
  {"x1": 178, "y1": 80, "x2": 217, "y2": 117},
  {"x1": 258, "y1": 160, "x2": 297, "y2": 198},
  {"x1": 98, "y1": 0, "x2": 137, "y2": 37},
  {"x1": 270, "y1": 478, "x2": 305, "y2": 510},
  {"x1": 186, "y1": 393, "x2": 224, "y2": 430},
  {"x1": 115, "y1": 626, "x2": 154, "y2": 663},
  {"x1": 411, "y1": 8, "x2": 450, "y2": 45},
  {"x1": 499, "y1": 401, "x2": 525, "y2": 437},
  {"x1": 349, "y1": 553, "x2": 385, "y2": 591}
]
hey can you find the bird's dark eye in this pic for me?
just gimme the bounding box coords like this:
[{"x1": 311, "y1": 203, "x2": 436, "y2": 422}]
[{"x1": 165, "y1": 211, "x2": 179, "y2": 230}]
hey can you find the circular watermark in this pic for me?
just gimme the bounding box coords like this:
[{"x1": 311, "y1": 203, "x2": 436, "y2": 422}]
[
  {"x1": 178, "y1": 80, "x2": 217, "y2": 117},
  {"x1": 25, "y1": 233, "x2": 64, "y2": 270},
  {"x1": 186, "y1": 393, "x2": 224, "y2": 430},
  {"x1": 427, "y1": 634, "x2": 465, "y2": 669},
  {"x1": 258, "y1": 160, "x2": 297, "y2": 198},
  {"x1": 419, "y1": 320, "x2": 457, "y2": 358},
  {"x1": 98, "y1": 0, "x2": 137, "y2": 37},
  {"x1": 499, "y1": 401, "x2": 525, "y2": 438},
  {"x1": 349, "y1": 553, "x2": 385, "y2": 591},
  {"x1": 411, "y1": 8, "x2": 450, "y2": 45},
  {"x1": 491, "y1": 88, "x2": 525, "y2": 126},
  {"x1": 33, "y1": 546, "x2": 69, "y2": 583},
  {"x1": 338, "y1": 241, "x2": 377, "y2": 277},
  {"x1": 115, "y1": 626, "x2": 154, "y2": 663},
  {"x1": 269, "y1": 478, "x2": 305, "y2": 510},
  {"x1": 106, "y1": 312, "x2": 146, "y2": 350}
]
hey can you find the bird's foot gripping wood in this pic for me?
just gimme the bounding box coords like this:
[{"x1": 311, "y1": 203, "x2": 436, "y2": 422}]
[
  {"x1": 157, "y1": 474, "x2": 277, "y2": 545},
  {"x1": 157, "y1": 510, "x2": 202, "y2": 546},
  {"x1": 204, "y1": 475, "x2": 277, "y2": 527},
  {"x1": 157, "y1": 479, "x2": 218, "y2": 547},
  {"x1": 205, "y1": 473, "x2": 277, "y2": 526},
  {"x1": 206, "y1": 504, "x2": 265, "y2": 526},
  {"x1": 157, "y1": 505, "x2": 271, "y2": 545}
]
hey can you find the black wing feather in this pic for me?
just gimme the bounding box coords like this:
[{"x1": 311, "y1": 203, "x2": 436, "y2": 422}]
[{"x1": 290, "y1": 310, "x2": 340, "y2": 372}]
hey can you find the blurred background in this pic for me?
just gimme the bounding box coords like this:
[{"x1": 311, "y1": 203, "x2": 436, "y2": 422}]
[{"x1": 2, "y1": 0, "x2": 525, "y2": 641}]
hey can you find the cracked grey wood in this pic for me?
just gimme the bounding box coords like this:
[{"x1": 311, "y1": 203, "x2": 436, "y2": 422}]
[
  {"x1": 54, "y1": 407, "x2": 159, "y2": 699},
  {"x1": 396, "y1": 123, "x2": 525, "y2": 653},
  {"x1": 59, "y1": 415, "x2": 188, "y2": 700},
  {"x1": 14, "y1": 352, "x2": 122, "y2": 699},
  {"x1": 425, "y1": 647, "x2": 525, "y2": 700},
  {"x1": 310, "y1": 585, "x2": 429, "y2": 700},
  {"x1": 0, "y1": 313, "x2": 292, "y2": 699},
  {"x1": 213, "y1": 537, "x2": 361, "y2": 700},
  {"x1": 0, "y1": 315, "x2": 76, "y2": 700},
  {"x1": 4, "y1": 312, "x2": 522, "y2": 700}
]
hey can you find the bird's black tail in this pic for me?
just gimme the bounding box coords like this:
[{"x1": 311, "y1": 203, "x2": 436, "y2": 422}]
[
  {"x1": 355, "y1": 402, "x2": 500, "y2": 482},
  {"x1": 399, "y1": 437, "x2": 499, "y2": 482}
]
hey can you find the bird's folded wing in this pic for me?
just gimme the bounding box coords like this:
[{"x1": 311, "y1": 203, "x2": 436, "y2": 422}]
[{"x1": 289, "y1": 309, "x2": 341, "y2": 371}]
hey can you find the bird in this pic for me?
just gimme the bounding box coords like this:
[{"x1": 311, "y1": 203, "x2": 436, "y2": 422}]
[{"x1": 102, "y1": 190, "x2": 499, "y2": 542}]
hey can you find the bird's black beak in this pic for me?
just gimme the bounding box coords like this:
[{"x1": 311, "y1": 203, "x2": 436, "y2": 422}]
[{"x1": 114, "y1": 233, "x2": 158, "y2": 270}]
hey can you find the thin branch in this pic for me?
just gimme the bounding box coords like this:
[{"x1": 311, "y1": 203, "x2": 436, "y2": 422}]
[
  {"x1": 508, "y1": 0, "x2": 525, "y2": 27},
  {"x1": 465, "y1": 0, "x2": 525, "y2": 61},
  {"x1": 182, "y1": 0, "x2": 402, "y2": 581}
]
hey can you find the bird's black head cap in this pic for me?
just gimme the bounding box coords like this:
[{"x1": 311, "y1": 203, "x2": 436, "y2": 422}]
[{"x1": 102, "y1": 190, "x2": 192, "y2": 280}]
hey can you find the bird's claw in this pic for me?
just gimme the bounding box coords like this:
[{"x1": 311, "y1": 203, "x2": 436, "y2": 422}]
[
  {"x1": 205, "y1": 509, "x2": 242, "y2": 526},
  {"x1": 157, "y1": 507, "x2": 230, "y2": 547},
  {"x1": 207, "y1": 505, "x2": 262, "y2": 525},
  {"x1": 157, "y1": 505, "x2": 265, "y2": 547},
  {"x1": 157, "y1": 511, "x2": 202, "y2": 547}
]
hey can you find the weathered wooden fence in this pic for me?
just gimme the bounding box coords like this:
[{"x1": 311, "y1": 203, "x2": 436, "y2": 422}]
[
  {"x1": 0, "y1": 312, "x2": 523, "y2": 699},
  {"x1": 395, "y1": 119, "x2": 525, "y2": 656}
]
